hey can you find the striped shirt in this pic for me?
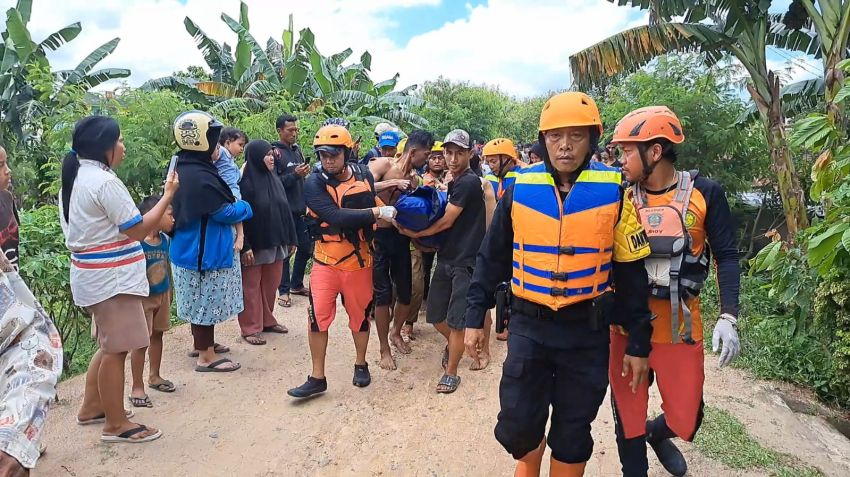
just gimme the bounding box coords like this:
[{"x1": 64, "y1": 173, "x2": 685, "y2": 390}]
[{"x1": 60, "y1": 160, "x2": 149, "y2": 307}]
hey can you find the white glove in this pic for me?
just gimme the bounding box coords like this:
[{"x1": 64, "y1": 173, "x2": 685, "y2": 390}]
[
  {"x1": 712, "y1": 314, "x2": 740, "y2": 368},
  {"x1": 378, "y1": 206, "x2": 397, "y2": 220}
]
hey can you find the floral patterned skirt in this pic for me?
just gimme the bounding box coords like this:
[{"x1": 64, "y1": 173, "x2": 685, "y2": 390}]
[{"x1": 172, "y1": 253, "x2": 243, "y2": 326}]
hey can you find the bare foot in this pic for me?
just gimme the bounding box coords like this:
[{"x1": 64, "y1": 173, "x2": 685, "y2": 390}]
[
  {"x1": 401, "y1": 323, "x2": 415, "y2": 342},
  {"x1": 470, "y1": 353, "x2": 491, "y2": 371},
  {"x1": 379, "y1": 349, "x2": 397, "y2": 370},
  {"x1": 390, "y1": 333, "x2": 412, "y2": 354}
]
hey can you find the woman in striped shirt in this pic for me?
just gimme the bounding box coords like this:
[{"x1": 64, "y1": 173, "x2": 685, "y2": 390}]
[{"x1": 59, "y1": 116, "x2": 178, "y2": 444}]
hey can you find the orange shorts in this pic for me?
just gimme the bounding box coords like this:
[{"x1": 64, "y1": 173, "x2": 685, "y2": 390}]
[
  {"x1": 609, "y1": 331, "x2": 705, "y2": 440},
  {"x1": 308, "y1": 263, "x2": 373, "y2": 333}
]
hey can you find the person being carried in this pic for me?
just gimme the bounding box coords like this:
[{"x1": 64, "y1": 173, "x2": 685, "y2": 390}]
[
  {"x1": 398, "y1": 129, "x2": 488, "y2": 392},
  {"x1": 214, "y1": 127, "x2": 248, "y2": 251},
  {"x1": 127, "y1": 196, "x2": 177, "y2": 409},
  {"x1": 288, "y1": 125, "x2": 397, "y2": 398},
  {"x1": 402, "y1": 141, "x2": 448, "y2": 343},
  {"x1": 367, "y1": 129, "x2": 435, "y2": 370},
  {"x1": 608, "y1": 106, "x2": 741, "y2": 477}
]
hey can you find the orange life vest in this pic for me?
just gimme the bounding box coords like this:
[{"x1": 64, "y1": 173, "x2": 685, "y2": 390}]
[
  {"x1": 633, "y1": 170, "x2": 708, "y2": 343},
  {"x1": 510, "y1": 162, "x2": 621, "y2": 310},
  {"x1": 306, "y1": 164, "x2": 377, "y2": 271}
]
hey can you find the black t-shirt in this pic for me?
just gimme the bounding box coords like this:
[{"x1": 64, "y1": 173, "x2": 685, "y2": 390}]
[{"x1": 437, "y1": 168, "x2": 485, "y2": 267}]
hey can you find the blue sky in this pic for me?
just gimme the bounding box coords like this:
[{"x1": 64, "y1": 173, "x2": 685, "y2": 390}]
[{"x1": 13, "y1": 0, "x2": 821, "y2": 97}]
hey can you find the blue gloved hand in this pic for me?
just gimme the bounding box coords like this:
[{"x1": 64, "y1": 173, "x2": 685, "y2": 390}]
[{"x1": 712, "y1": 313, "x2": 740, "y2": 368}]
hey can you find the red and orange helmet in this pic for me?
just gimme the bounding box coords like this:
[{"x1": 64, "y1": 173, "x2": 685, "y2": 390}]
[{"x1": 611, "y1": 106, "x2": 685, "y2": 145}]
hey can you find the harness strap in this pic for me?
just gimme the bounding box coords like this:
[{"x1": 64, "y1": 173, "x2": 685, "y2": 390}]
[{"x1": 669, "y1": 253, "x2": 684, "y2": 343}]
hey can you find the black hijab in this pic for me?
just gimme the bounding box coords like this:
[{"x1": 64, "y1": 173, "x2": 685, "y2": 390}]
[
  {"x1": 239, "y1": 140, "x2": 296, "y2": 251},
  {"x1": 172, "y1": 148, "x2": 235, "y2": 230}
]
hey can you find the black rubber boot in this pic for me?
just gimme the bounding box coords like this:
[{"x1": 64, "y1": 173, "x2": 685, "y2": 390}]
[
  {"x1": 287, "y1": 375, "x2": 328, "y2": 398},
  {"x1": 646, "y1": 416, "x2": 687, "y2": 477},
  {"x1": 353, "y1": 363, "x2": 371, "y2": 387}
]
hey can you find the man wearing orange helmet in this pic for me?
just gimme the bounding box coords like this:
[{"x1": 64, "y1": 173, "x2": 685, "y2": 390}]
[
  {"x1": 608, "y1": 106, "x2": 741, "y2": 477},
  {"x1": 464, "y1": 92, "x2": 653, "y2": 477},
  {"x1": 287, "y1": 125, "x2": 397, "y2": 398},
  {"x1": 483, "y1": 138, "x2": 526, "y2": 200}
]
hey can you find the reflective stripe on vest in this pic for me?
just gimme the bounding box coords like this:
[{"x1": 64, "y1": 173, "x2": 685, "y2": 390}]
[
  {"x1": 510, "y1": 162, "x2": 622, "y2": 311},
  {"x1": 486, "y1": 166, "x2": 522, "y2": 200}
]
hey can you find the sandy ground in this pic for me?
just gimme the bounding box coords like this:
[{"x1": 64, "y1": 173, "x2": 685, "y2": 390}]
[{"x1": 36, "y1": 296, "x2": 850, "y2": 476}]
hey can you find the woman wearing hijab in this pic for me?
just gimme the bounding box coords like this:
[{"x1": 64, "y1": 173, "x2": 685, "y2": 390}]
[
  {"x1": 237, "y1": 140, "x2": 297, "y2": 344},
  {"x1": 169, "y1": 111, "x2": 253, "y2": 372},
  {"x1": 60, "y1": 116, "x2": 177, "y2": 443}
]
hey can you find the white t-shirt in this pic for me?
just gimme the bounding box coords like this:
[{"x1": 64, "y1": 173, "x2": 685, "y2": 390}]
[{"x1": 60, "y1": 160, "x2": 149, "y2": 307}]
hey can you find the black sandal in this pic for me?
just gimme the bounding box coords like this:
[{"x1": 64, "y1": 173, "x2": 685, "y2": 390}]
[
  {"x1": 436, "y1": 374, "x2": 461, "y2": 394},
  {"x1": 128, "y1": 395, "x2": 153, "y2": 408},
  {"x1": 195, "y1": 358, "x2": 241, "y2": 373}
]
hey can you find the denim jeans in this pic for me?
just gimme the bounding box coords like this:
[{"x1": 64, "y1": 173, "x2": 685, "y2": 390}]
[{"x1": 279, "y1": 213, "x2": 314, "y2": 295}]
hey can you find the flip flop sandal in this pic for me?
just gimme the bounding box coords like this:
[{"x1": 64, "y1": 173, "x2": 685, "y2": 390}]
[
  {"x1": 436, "y1": 374, "x2": 461, "y2": 394},
  {"x1": 128, "y1": 395, "x2": 153, "y2": 408},
  {"x1": 148, "y1": 380, "x2": 176, "y2": 393},
  {"x1": 101, "y1": 425, "x2": 163, "y2": 444},
  {"x1": 77, "y1": 409, "x2": 134, "y2": 426},
  {"x1": 187, "y1": 343, "x2": 230, "y2": 358},
  {"x1": 278, "y1": 295, "x2": 292, "y2": 308},
  {"x1": 290, "y1": 287, "x2": 310, "y2": 297},
  {"x1": 195, "y1": 358, "x2": 241, "y2": 373},
  {"x1": 263, "y1": 324, "x2": 288, "y2": 334},
  {"x1": 243, "y1": 333, "x2": 267, "y2": 345}
]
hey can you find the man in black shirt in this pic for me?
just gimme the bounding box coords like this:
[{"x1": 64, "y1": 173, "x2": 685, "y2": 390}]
[
  {"x1": 273, "y1": 114, "x2": 313, "y2": 306},
  {"x1": 399, "y1": 129, "x2": 484, "y2": 394}
]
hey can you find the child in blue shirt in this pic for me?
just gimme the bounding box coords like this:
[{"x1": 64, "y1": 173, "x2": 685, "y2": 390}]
[
  {"x1": 215, "y1": 127, "x2": 248, "y2": 250},
  {"x1": 128, "y1": 196, "x2": 176, "y2": 407}
]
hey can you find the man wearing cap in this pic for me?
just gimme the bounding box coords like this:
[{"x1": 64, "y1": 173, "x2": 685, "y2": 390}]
[
  {"x1": 398, "y1": 129, "x2": 486, "y2": 393},
  {"x1": 367, "y1": 130, "x2": 435, "y2": 370},
  {"x1": 361, "y1": 122, "x2": 395, "y2": 165},
  {"x1": 377, "y1": 130, "x2": 400, "y2": 159},
  {"x1": 463, "y1": 92, "x2": 653, "y2": 476}
]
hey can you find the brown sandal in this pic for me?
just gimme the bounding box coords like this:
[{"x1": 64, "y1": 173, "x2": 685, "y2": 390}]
[
  {"x1": 277, "y1": 294, "x2": 292, "y2": 308},
  {"x1": 243, "y1": 333, "x2": 266, "y2": 345}
]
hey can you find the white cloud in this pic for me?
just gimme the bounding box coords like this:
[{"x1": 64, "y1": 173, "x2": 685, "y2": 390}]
[{"x1": 15, "y1": 0, "x2": 646, "y2": 97}]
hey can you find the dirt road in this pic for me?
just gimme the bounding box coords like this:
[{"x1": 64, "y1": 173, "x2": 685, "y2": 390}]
[{"x1": 36, "y1": 297, "x2": 850, "y2": 476}]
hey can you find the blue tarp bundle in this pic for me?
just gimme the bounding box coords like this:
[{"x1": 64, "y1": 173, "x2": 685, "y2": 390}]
[{"x1": 394, "y1": 186, "x2": 447, "y2": 249}]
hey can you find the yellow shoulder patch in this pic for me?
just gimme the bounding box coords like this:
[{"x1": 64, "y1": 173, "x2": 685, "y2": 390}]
[{"x1": 613, "y1": 198, "x2": 651, "y2": 262}]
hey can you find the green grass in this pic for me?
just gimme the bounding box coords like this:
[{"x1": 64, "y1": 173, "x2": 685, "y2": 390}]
[{"x1": 694, "y1": 406, "x2": 824, "y2": 476}]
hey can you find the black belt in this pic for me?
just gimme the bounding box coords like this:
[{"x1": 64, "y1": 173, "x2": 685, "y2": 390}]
[{"x1": 510, "y1": 296, "x2": 594, "y2": 321}]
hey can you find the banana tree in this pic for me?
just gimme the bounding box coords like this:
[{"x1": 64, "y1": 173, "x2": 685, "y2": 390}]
[
  {"x1": 781, "y1": 1, "x2": 850, "y2": 127},
  {"x1": 1, "y1": 0, "x2": 129, "y2": 142},
  {"x1": 570, "y1": 0, "x2": 810, "y2": 240}
]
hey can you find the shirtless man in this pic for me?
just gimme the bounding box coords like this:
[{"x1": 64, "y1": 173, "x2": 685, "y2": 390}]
[{"x1": 368, "y1": 129, "x2": 435, "y2": 369}]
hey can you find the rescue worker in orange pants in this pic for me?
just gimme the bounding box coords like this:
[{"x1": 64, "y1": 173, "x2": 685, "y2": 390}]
[
  {"x1": 608, "y1": 106, "x2": 741, "y2": 477},
  {"x1": 287, "y1": 125, "x2": 397, "y2": 398},
  {"x1": 464, "y1": 92, "x2": 654, "y2": 477}
]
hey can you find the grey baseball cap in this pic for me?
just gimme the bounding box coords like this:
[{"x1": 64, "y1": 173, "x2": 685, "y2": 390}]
[{"x1": 443, "y1": 129, "x2": 472, "y2": 149}]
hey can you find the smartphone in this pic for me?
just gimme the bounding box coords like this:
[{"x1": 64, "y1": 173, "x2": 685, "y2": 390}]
[{"x1": 167, "y1": 155, "x2": 178, "y2": 176}]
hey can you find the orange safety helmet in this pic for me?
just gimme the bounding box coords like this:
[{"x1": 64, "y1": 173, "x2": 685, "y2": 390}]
[
  {"x1": 538, "y1": 92, "x2": 603, "y2": 135},
  {"x1": 482, "y1": 138, "x2": 517, "y2": 159},
  {"x1": 313, "y1": 124, "x2": 354, "y2": 148},
  {"x1": 611, "y1": 106, "x2": 685, "y2": 144}
]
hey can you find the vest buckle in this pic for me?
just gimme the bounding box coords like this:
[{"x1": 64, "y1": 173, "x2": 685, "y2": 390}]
[
  {"x1": 550, "y1": 287, "x2": 566, "y2": 297},
  {"x1": 550, "y1": 272, "x2": 569, "y2": 281},
  {"x1": 559, "y1": 246, "x2": 575, "y2": 255}
]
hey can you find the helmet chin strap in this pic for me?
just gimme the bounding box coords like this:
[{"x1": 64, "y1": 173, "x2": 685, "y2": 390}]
[
  {"x1": 498, "y1": 156, "x2": 511, "y2": 177},
  {"x1": 638, "y1": 146, "x2": 658, "y2": 182}
]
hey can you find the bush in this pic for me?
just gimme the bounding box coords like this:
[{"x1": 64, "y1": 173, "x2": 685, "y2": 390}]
[{"x1": 18, "y1": 205, "x2": 95, "y2": 377}]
